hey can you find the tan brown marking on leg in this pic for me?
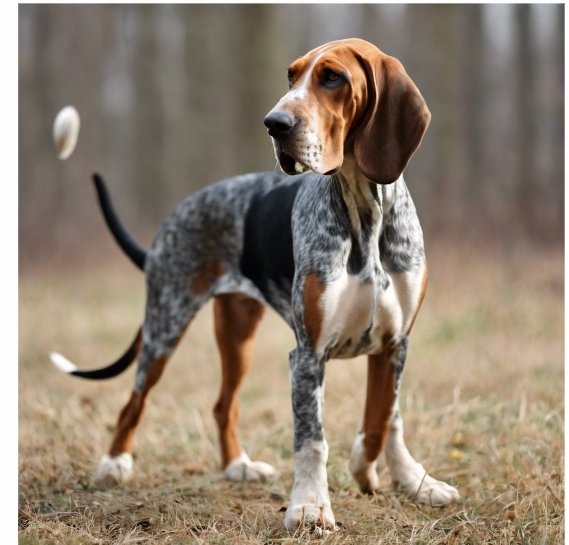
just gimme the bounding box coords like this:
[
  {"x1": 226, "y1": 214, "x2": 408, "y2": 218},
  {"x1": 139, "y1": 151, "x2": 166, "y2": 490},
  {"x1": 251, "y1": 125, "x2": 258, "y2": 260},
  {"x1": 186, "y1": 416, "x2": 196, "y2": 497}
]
[
  {"x1": 106, "y1": 313, "x2": 193, "y2": 457},
  {"x1": 109, "y1": 392, "x2": 144, "y2": 456},
  {"x1": 109, "y1": 356, "x2": 168, "y2": 456},
  {"x1": 362, "y1": 349, "x2": 396, "y2": 462},
  {"x1": 108, "y1": 356, "x2": 167, "y2": 456},
  {"x1": 213, "y1": 293, "x2": 265, "y2": 467},
  {"x1": 303, "y1": 272, "x2": 325, "y2": 349},
  {"x1": 190, "y1": 261, "x2": 224, "y2": 296},
  {"x1": 406, "y1": 260, "x2": 428, "y2": 334},
  {"x1": 105, "y1": 304, "x2": 198, "y2": 460}
]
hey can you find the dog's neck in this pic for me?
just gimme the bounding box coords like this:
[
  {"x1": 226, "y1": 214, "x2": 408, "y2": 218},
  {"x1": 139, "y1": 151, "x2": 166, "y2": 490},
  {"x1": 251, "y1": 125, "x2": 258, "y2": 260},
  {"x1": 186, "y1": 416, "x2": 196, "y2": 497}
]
[
  {"x1": 333, "y1": 153, "x2": 385, "y2": 241},
  {"x1": 335, "y1": 153, "x2": 369, "y2": 188}
]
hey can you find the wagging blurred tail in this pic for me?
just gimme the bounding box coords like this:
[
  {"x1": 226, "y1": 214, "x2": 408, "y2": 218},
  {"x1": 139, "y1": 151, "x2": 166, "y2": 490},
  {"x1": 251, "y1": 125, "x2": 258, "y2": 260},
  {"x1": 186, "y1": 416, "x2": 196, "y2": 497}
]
[
  {"x1": 50, "y1": 328, "x2": 142, "y2": 380},
  {"x1": 93, "y1": 173, "x2": 147, "y2": 271},
  {"x1": 49, "y1": 173, "x2": 147, "y2": 380}
]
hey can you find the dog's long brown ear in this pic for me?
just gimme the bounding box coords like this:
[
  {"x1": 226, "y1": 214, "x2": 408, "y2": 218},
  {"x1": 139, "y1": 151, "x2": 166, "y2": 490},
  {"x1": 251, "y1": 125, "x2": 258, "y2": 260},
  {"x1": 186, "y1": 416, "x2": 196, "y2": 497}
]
[{"x1": 354, "y1": 54, "x2": 431, "y2": 185}]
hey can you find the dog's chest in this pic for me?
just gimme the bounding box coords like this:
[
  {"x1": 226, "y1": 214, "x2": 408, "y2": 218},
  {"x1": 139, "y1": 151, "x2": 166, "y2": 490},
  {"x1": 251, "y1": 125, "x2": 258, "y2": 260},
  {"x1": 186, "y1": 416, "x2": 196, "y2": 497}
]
[{"x1": 317, "y1": 262, "x2": 425, "y2": 358}]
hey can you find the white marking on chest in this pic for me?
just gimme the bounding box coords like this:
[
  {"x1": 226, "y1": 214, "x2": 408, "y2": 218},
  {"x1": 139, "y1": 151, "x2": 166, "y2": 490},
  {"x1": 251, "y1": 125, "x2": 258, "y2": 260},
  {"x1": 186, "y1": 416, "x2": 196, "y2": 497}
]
[
  {"x1": 316, "y1": 260, "x2": 426, "y2": 357},
  {"x1": 317, "y1": 273, "x2": 375, "y2": 355}
]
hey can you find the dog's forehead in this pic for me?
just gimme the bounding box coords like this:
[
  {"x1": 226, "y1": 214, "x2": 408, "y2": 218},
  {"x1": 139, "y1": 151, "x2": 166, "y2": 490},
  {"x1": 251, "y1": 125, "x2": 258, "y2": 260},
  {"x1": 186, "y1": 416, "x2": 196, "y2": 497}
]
[{"x1": 289, "y1": 38, "x2": 383, "y2": 74}]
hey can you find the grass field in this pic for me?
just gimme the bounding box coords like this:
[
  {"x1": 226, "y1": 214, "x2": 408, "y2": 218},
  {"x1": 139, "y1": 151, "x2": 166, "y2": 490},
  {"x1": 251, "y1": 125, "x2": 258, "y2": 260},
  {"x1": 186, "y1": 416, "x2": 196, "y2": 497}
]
[{"x1": 19, "y1": 241, "x2": 563, "y2": 544}]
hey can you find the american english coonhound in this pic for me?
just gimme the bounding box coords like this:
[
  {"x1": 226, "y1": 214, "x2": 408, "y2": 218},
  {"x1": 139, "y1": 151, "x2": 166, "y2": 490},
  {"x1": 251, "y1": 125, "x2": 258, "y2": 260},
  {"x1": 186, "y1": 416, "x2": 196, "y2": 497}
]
[{"x1": 51, "y1": 38, "x2": 459, "y2": 530}]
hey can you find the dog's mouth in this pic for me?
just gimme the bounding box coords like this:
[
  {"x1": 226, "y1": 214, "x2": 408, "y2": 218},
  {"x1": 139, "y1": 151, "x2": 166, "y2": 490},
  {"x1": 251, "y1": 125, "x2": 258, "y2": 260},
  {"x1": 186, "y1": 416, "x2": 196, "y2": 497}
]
[
  {"x1": 274, "y1": 143, "x2": 339, "y2": 177},
  {"x1": 277, "y1": 150, "x2": 310, "y2": 176}
]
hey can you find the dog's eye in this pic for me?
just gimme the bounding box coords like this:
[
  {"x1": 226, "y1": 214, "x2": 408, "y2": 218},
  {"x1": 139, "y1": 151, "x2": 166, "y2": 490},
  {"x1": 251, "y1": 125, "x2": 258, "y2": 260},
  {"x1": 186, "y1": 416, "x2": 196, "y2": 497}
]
[
  {"x1": 321, "y1": 69, "x2": 346, "y2": 88},
  {"x1": 287, "y1": 69, "x2": 295, "y2": 89}
]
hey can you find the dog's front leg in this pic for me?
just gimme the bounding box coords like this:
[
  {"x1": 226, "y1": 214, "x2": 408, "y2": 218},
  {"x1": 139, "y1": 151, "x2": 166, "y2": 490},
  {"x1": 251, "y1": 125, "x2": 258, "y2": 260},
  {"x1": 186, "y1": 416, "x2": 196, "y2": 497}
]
[{"x1": 285, "y1": 347, "x2": 335, "y2": 531}]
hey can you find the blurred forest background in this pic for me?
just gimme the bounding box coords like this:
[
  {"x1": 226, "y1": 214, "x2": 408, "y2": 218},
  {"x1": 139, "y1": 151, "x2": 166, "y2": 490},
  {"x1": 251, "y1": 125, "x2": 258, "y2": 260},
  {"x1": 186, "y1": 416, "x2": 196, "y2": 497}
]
[{"x1": 19, "y1": 4, "x2": 564, "y2": 271}]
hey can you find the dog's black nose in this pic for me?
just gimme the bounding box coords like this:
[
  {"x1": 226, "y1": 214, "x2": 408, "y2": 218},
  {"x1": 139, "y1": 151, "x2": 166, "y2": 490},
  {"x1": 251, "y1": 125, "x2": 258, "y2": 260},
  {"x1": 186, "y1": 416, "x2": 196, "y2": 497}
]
[{"x1": 264, "y1": 111, "x2": 296, "y2": 138}]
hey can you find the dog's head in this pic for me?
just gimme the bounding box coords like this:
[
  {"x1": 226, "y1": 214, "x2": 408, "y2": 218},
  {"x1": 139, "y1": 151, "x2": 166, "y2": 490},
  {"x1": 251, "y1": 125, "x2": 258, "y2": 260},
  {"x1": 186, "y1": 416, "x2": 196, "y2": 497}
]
[{"x1": 264, "y1": 38, "x2": 430, "y2": 185}]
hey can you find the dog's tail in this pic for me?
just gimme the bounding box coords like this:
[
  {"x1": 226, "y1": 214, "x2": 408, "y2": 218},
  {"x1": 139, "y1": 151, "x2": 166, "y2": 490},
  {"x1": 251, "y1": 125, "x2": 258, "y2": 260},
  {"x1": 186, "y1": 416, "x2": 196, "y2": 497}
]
[
  {"x1": 50, "y1": 328, "x2": 142, "y2": 380},
  {"x1": 93, "y1": 173, "x2": 147, "y2": 271}
]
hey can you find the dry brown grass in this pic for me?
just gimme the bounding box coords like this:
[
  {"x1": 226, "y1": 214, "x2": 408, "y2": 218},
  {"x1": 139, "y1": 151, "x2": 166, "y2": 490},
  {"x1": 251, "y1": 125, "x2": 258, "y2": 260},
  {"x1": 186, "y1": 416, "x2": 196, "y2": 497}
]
[{"x1": 19, "y1": 241, "x2": 563, "y2": 544}]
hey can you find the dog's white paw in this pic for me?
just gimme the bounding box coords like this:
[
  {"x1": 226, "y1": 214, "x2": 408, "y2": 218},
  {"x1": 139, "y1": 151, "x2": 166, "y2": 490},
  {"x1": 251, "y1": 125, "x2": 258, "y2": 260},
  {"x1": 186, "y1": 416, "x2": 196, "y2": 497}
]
[
  {"x1": 224, "y1": 452, "x2": 276, "y2": 482},
  {"x1": 284, "y1": 499, "x2": 336, "y2": 532},
  {"x1": 392, "y1": 461, "x2": 459, "y2": 506},
  {"x1": 348, "y1": 432, "x2": 379, "y2": 493},
  {"x1": 94, "y1": 453, "x2": 133, "y2": 485},
  {"x1": 285, "y1": 440, "x2": 336, "y2": 532}
]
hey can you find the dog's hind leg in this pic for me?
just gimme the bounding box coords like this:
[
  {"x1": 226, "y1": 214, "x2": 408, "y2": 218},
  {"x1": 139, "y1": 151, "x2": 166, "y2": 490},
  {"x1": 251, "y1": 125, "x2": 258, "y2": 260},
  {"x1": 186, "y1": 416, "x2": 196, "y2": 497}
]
[
  {"x1": 95, "y1": 344, "x2": 173, "y2": 484},
  {"x1": 94, "y1": 323, "x2": 193, "y2": 485},
  {"x1": 95, "y1": 260, "x2": 209, "y2": 485},
  {"x1": 212, "y1": 293, "x2": 276, "y2": 481}
]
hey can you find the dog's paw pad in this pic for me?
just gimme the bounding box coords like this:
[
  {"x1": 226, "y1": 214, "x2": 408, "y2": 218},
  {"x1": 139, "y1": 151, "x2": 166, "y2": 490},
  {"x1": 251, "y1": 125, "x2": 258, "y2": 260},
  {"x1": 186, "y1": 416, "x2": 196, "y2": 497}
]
[
  {"x1": 224, "y1": 453, "x2": 276, "y2": 482},
  {"x1": 94, "y1": 453, "x2": 133, "y2": 485}
]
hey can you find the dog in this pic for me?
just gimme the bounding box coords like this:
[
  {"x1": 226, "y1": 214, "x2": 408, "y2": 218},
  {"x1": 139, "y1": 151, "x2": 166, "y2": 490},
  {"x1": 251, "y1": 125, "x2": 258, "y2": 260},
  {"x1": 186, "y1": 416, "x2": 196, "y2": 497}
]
[{"x1": 51, "y1": 38, "x2": 459, "y2": 530}]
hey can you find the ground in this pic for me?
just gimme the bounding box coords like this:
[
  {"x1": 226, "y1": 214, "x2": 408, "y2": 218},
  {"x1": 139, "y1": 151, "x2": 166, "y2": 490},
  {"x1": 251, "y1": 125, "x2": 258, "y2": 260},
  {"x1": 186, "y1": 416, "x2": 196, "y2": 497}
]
[{"x1": 19, "y1": 240, "x2": 563, "y2": 544}]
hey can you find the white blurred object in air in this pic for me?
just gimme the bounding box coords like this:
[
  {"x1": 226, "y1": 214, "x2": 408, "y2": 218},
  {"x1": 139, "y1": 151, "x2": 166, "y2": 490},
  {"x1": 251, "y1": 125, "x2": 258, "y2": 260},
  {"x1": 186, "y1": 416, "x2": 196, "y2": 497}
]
[{"x1": 53, "y1": 106, "x2": 80, "y2": 160}]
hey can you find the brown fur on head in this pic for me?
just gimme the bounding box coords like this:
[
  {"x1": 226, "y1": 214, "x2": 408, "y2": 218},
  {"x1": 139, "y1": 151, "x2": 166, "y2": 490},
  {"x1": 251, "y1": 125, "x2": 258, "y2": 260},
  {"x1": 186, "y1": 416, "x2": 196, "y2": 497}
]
[{"x1": 266, "y1": 38, "x2": 430, "y2": 183}]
